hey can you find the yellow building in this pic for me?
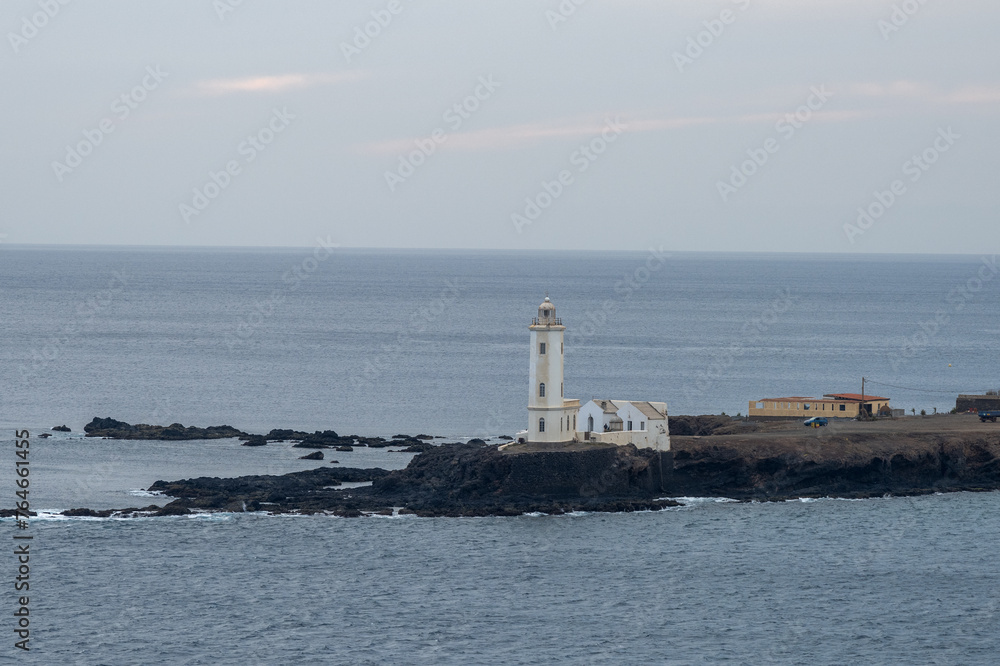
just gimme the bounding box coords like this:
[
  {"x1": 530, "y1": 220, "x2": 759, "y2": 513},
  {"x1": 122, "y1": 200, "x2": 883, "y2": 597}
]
[{"x1": 748, "y1": 393, "x2": 890, "y2": 419}]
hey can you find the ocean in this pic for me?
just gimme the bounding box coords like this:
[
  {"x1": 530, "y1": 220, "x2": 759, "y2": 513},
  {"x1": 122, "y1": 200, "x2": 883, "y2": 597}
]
[{"x1": 1, "y1": 247, "x2": 999, "y2": 663}]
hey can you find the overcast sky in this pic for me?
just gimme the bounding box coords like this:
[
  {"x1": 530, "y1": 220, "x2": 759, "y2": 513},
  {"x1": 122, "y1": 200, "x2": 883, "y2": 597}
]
[{"x1": 2, "y1": 0, "x2": 997, "y2": 253}]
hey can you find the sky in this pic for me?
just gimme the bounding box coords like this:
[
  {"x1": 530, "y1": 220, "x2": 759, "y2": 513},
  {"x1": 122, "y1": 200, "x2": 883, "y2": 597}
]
[{"x1": 1, "y1": 0, "x2": 997, "y2": 253}]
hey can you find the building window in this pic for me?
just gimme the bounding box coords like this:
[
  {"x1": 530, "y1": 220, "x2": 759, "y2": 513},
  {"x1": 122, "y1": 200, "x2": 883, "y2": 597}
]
[
  {"x1": 804, "y1": 403, "x2": 811, "y2": 410},
  {"x1": 627, "y1": 420, "x2": 633, "y2": 431},
  {"x1": 839, "y1": 404, "x2": 846, "y2": 412},
  {"x1": 560, "y1": 418, "x2": 563, "y2": 431},
  {"x1": 539, "y1": 418, "x2": 545, "y2": 432},
  {"x1": 539, "y1": 383, "x2": 545, "y2": 397},
  {"x1": 561, "y1": 343, "x2": 563, "y2": 354},
  {"x1": 560, "y1": 383, "x2": 563, "y2": 397},
  {"x1": 573, "y1": 414, "x2": 576, "y2": 430},
  {"x1": 539, "y1": 342, "x2": 546, "y2": 355},
  {"x1": 641, "y1": 421, "x2": 645, "y2": 430}
]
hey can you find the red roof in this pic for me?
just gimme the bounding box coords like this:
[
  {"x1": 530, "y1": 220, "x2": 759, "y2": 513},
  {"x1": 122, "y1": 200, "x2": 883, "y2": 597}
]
[
  {"x1": 823, "y1": 393, "x2": 889, "y2": 402},
  {"x1": 762, "y1": 397, "x2": 818, "y2": 402}
]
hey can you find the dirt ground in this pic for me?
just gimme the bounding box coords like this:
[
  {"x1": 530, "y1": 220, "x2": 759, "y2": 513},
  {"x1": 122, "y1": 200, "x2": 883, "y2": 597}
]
[
  {"x1": 722, "y1": 412, "x2": 997, "y2": 438},
  {"x1": 501, "y1": 413, "x2": 1000, "y2": 457},
  {"x1": 674, "y1": 412, "x2": 1000, "y2": 461}
]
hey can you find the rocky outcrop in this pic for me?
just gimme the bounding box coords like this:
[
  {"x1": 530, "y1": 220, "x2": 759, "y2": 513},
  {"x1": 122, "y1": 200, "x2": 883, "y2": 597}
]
[
  {"x1": 299, "y1": 451, "x2": 324, "y2": 460},
  {"x1": 61, "y1": 505, "x2": 173, "y2": 518},
  {"x1": 148, "y1": 467, "x2": 391, "y2": 513},
  {"x1": 141, "y1": 431, "x2": 1000, "y2": 517},
  {"x1": 52, "y1": 425, "x2": 71, "y2": 432},
  {"x1": 82, "y1": 417, "x2": 443, "y2": 449},
  {"x1": 669, "y1": 433, "x2": 1000, "y2": 499},
  {"x1": 392, "y1": 442, "x2": 435, "y2": 453},
  {"x1": 144, "y1": 443, "x2": 677, "y2": 517},
  {"x1": 359, "y1": 437, "x2": 394, "y2": 448},
  {"x1": 84, "y1": 417, "x2": 247, "y2": 440}
]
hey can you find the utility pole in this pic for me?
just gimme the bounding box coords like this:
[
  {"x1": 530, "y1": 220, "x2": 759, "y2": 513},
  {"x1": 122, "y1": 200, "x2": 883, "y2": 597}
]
[{"x1": 861, "y1": 376, "x2": 866, "y2": 418}]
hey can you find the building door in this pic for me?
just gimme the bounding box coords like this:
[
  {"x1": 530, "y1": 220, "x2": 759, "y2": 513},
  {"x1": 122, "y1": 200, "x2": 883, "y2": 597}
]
[{"x1": 587, "y1": 415, "x2": 594, "y2": 432}]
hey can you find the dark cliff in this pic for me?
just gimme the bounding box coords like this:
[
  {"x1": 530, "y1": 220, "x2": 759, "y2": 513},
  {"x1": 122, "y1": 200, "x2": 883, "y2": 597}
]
[
  {"x1": 670, "y1": 433, "x2": 1000, "y2": 499},
  {"x1": 139, "y1": 428, "x2": 1000, "y2": 517}
]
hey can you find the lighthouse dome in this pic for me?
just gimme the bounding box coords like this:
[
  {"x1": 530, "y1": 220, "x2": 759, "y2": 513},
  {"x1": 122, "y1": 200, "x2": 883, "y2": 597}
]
[{"x1": 537, "y1": 296, "x2": 557, "y2": 323}]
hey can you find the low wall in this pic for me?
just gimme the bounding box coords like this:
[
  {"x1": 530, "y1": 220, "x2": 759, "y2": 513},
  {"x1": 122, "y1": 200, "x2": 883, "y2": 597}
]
[
  {"x1": 583, "y1": 429, "x2": 670, "y2": 451},
  {"x1": 956, "y1": 395, "x2": 1000, "y2": 412}
]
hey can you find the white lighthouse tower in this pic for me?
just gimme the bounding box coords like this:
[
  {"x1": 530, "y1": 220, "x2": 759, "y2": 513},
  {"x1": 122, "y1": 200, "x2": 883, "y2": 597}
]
[{"x1": 525, "y1": 296, "x2": 580, "y2": 444}]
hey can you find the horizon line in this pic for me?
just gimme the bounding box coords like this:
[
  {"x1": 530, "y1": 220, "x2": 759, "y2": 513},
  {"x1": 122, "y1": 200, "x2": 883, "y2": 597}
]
[{"x1": 0, "y1": 243, "x2": 996, "y2": 259}]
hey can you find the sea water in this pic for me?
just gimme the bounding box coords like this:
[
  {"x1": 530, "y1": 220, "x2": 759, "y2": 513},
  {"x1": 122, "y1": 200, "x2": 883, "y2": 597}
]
[
  {"x1": 0, "y1": 247, "x2": 998, "y2": 664},
  {"x1": 3, "y1": 247, "x2": 998, "y2": 435}
]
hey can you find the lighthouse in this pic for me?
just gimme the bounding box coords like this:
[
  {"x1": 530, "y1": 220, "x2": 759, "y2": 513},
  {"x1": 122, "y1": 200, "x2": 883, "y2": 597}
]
[
  {"x1": 525, "y1": 297, "x2": 580, "y2": 444},
  {"x1": 507, "y1": 296, "x2": 670, "y2": 451}
]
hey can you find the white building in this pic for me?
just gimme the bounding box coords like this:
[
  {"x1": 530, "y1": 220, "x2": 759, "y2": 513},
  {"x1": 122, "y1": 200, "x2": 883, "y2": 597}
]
[
  {"x1": 578, "y1": 399, "x2": 670, "y2": 451},
  {"x1": 514, "y1": 296, "x2": 670, "y2": 451}
]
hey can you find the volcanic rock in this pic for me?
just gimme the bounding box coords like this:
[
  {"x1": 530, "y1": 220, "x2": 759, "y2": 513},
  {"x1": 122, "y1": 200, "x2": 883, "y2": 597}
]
[
  {"x1": 392, "y1": 442, "x2": 435, "y2": 453},
  {"x1": 84, "y1": 417, "x2": 248, "y2": 440},
  {"x1": 668, "y1": 415, "x2": 759, "y2": 437},
  {"x1": 358, "y1": 437, "x2": 392, "y2": 448}
]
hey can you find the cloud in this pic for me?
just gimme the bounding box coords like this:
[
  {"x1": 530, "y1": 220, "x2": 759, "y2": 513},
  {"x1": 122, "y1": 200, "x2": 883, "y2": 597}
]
[
  {"x1": 844, "y1": 80, "x2": 1000, "y2": 106},
  {"x1": 355, "y1": 78, "x2": 1000, "y2": 156},
  {"x1": 191, "y1": 71, "x2": 366, "y2": 96},
  {"x1": 356, "y1": 109, "x2": 870, "y2": 155}
]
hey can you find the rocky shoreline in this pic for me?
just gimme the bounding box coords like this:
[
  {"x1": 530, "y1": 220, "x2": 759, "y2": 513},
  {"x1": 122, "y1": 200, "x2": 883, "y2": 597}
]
[
  {"x1": 82, "y1": 417, "x2": 441, "y2": 451},
  {"x1": 41, "y1": 415, "x2": 1000, "y2": 518}
]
